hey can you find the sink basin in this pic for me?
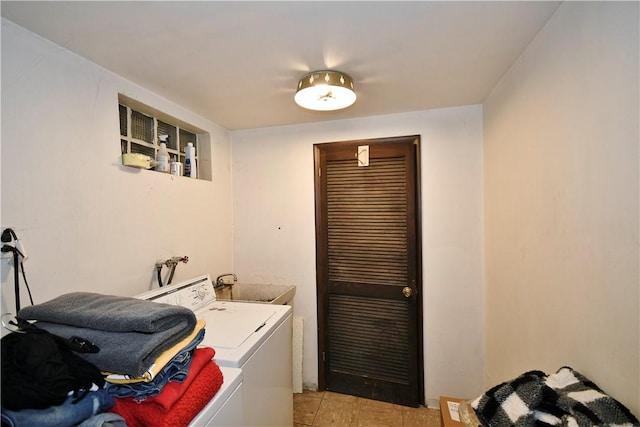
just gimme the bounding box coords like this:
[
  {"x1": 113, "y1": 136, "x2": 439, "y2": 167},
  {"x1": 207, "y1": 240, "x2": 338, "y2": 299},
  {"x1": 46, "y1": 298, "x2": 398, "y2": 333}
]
[{"x1": 215, "y1": 283, "x2": 296, "y2": 305}]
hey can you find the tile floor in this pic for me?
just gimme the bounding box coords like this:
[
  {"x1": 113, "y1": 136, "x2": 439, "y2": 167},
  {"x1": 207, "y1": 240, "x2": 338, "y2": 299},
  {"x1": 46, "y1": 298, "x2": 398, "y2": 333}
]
[{"x1": 293, "y1": 390, "x2": 442, "y2": 427}]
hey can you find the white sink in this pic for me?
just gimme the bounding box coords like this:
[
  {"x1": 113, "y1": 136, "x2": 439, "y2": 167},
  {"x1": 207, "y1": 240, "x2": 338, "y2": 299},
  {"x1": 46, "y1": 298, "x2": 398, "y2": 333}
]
[{"x1": 215, "y1": 283, "x2": 296, "y2": 305}]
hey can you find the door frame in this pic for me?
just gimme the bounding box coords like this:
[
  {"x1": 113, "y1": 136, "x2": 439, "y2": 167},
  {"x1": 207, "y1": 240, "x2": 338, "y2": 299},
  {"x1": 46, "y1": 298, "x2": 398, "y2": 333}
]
[{"x1": 313, "y1": 135, "x2": 424, "y2": 405}]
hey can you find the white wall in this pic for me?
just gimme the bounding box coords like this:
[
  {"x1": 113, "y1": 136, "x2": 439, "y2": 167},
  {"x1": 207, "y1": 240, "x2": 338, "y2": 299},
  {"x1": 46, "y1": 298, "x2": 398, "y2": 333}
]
[
  {"x1": 1, "y1": 16, "x2": 484, "y2": 407},
  {"x1": 483, "y1": 2, "x2": 639, "y2": 414},
  {"x1": 1, "y1": 19, "x2": 234, "y2": 312},
  {"x1": 231, "y1": 107, "x2": 485, "y2": 407},
  {"x1": 6, "y1": 2, "x2": 636, "y2": 415}
]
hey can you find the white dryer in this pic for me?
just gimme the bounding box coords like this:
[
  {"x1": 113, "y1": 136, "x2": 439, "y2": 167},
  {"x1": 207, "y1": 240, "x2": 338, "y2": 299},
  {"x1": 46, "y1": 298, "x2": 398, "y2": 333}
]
[
  {"x1": 137, "y1": 275, "x2": 293, "y2": 427},
  {"x1": 190, "y1": 366, "x2": 243, "y2": 426}
]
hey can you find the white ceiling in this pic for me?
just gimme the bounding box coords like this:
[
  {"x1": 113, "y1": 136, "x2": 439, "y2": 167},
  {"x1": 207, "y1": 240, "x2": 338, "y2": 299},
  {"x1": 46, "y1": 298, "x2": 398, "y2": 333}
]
[{"x1": 2, "y1": 1, "x2": 561, "y2": 130}]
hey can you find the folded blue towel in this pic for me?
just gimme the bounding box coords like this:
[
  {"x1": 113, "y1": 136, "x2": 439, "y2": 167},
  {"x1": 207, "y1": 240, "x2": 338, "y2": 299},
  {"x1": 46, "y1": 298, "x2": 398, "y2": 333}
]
[
  {"x1": 18, "y1": 292, "x2": 195, "y2": 334},
  {"x1": 18, "y1": 292, "x2": 196, "y2": 376}
]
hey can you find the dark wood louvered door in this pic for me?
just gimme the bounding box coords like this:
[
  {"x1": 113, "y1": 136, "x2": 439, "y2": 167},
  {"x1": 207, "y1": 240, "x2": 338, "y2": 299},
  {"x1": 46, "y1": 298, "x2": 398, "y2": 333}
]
[{"x1": 314, "y1": 135, "x2": 422, "y2": 407}]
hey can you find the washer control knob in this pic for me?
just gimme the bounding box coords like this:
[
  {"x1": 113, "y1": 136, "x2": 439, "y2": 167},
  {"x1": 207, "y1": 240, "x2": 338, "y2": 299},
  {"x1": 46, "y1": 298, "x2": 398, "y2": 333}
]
[{"x1": 196, "y1": 285, "x2": 209, "y2": 300}]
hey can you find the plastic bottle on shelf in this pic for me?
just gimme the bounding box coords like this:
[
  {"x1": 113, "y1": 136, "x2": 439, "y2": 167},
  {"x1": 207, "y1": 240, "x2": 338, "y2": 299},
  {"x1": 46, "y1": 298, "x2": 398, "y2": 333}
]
[
  {"x1": 170, "y1": 157, "x2": 182, "y2": 176},
  {"x1": 184, "y1": 142, "x2": 197, "y2": 178},
  {"x1": 156, "y1": 136, "x2": 170, "y2": 173}
]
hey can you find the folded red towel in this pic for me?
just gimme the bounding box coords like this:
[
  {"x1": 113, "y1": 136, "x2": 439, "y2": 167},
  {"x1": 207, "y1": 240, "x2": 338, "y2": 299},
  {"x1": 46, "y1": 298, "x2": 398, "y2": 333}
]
[
  {"x1": 112, "y1": 347, "x2": 224, "y2": 427},
  {"x1": 146, "y1": 346, "x2": 215, "y2": 412}
]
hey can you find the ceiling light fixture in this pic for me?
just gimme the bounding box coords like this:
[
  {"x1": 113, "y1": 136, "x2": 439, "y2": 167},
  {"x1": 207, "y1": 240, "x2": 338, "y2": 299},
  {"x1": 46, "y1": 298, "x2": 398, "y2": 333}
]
[{"x1": 294, "y1": 70, "x2": 356, "y2": 111}]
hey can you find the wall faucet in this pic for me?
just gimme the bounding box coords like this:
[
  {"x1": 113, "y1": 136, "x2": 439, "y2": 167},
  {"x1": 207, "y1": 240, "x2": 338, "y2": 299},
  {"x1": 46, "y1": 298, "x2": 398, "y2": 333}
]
[
  {"x1": 215, "y1": 273, "x2": 237, "y2": 288},
  {"x1": 155, "y1": 256, "x2": 189, "y2": 287}
]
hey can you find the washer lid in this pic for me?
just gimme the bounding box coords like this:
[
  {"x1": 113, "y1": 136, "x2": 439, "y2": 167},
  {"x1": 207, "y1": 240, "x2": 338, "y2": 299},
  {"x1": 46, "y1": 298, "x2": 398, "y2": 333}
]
[{"x1": 197, "y1": 302, "x2": 278, "y2": 349}]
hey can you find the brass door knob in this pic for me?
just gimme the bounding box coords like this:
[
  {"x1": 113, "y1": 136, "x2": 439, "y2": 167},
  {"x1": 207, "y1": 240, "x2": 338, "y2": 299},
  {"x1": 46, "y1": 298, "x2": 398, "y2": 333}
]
[{"x1": 402, "y1": 287, "x2": 413, "y2": 298}]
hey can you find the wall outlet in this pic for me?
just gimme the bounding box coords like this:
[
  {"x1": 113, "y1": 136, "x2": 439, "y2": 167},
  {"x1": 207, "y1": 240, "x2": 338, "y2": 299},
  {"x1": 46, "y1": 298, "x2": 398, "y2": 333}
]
[
  {"x1": 15, "y1": 239, "x2": 27, "y2": 260},
  {"x1": 1, "y1": 227, "x2": 27, "y2": 260}
]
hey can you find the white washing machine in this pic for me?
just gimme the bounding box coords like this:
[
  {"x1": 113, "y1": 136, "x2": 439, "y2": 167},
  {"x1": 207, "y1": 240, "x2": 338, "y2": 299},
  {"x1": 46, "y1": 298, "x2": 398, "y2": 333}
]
[
  {"x1": 137, "y1": 274, "x2": 293, "y2": 427},
  {"x1": 136, "y1": 287, "x2": 245, "y2": 426}
]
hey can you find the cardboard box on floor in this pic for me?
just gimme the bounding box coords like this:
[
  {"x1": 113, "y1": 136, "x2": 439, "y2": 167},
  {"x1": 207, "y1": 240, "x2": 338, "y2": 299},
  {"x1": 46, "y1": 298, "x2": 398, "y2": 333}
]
[{"x1": 440, "y1": 396, "x2": 465, "y2": 427}]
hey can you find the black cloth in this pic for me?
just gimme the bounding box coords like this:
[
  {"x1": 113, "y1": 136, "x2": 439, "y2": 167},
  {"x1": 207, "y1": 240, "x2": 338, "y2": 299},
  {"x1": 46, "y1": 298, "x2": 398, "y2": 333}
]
[{"x1": 1, "y1": 326, "x2": 105, "y2": 411}]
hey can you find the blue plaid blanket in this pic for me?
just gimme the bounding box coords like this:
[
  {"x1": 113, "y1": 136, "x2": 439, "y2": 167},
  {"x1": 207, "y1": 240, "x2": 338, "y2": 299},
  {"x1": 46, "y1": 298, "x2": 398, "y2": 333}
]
[{"x1": 471, "y1": 367, "x2": 639, "y2": 426}]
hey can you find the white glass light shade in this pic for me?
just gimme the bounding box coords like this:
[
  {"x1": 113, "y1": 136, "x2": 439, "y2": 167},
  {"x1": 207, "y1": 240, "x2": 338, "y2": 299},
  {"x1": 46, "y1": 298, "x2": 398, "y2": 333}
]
[{"x1": 294, "y1": 71, "x2": 356, "y2": 111}]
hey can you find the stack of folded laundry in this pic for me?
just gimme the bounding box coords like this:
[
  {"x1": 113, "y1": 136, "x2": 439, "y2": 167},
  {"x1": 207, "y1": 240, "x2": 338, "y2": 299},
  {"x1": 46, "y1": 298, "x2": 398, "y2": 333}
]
[
  {"x1": 4, "y1": 291, "x2": 224, "y2": 427},
  {"x1": 111, "y1": 346, "x2": 224, "y2": 427}
]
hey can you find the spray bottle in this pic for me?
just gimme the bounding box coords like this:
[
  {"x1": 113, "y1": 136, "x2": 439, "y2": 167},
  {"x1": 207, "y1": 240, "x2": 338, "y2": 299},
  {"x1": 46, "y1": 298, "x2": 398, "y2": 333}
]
[{"x1": 156, "y1": 135, "x2": 170, "y2": 173}]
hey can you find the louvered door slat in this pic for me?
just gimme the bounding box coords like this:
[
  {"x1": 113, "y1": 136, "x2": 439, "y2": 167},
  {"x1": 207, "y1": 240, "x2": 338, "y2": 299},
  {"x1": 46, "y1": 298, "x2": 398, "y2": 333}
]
[
  {"x1": 329, "y1": 295, "x2": 409, "y2": 381},
  {"x1": 326, "y1": 155, "x2": 410, "y2": 379},
  {"x1": 327, "y1": 157, "x2": 407, "y2": 286}
]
